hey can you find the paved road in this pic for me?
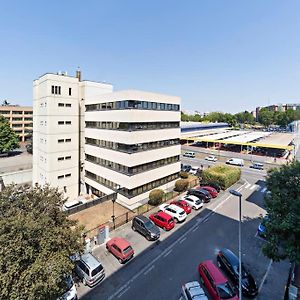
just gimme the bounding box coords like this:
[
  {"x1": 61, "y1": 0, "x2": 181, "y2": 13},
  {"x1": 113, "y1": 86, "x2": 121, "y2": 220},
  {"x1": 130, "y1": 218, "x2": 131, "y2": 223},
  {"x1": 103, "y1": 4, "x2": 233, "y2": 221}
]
[{"x1": 79, "y1": 170, "x2": 289, "y2": 300}]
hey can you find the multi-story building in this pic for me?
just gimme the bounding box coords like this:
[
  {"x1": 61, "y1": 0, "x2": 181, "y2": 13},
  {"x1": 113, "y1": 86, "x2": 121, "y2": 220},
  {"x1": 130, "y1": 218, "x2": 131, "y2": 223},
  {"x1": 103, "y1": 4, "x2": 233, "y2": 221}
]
[
  {"x1": 84, "y1": 90, "x2": 181, "y2": 208},
  {"x1": 0, "y1": 105, "x2": 33, "y2": 142},
  {"x1": 33, "y1": 71, "x2": 181, "y2": 208}
]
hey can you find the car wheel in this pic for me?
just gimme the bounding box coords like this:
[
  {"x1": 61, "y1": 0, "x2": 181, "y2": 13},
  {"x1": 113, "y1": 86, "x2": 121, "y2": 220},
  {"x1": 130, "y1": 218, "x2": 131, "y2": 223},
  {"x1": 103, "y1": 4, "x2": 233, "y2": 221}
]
[
  {"x1": 163, "y1": 226, "x2": 167, "y2": 231},
  {"x1": 106, "y1": 244, "x2": 109, "y2": 252},
  {"x1": 174, "y1": 218, "x2": 178, "y2": 223},
  {"x1": 193, "y1": 206, "x2": 196, "y2": 210},
  {"x1": 82, "y1": 278, "x2": 87, "y2": 286},
  {"x1": 132, "y1": 226, "x2": 136, "y2": 231},
  {"x1": 146, "y1": 235, "x2": 151, "y2": 241},
  {"x1": 118, "y1": 258, "x2": 123, "y2": 264}
]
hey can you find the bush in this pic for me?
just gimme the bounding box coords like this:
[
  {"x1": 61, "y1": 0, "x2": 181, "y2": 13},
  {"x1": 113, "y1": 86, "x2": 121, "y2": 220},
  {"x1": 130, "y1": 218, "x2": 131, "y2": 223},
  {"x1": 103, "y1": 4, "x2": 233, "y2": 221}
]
[
  {"x1": 202, "y1": 164, "x2": 241, "y2": 190},
  {"x1": 174, "y1": 179, "x2": 189, "y2": 192},
  {"x1": 148, "y1": 189, "x2": 165, "y2": 206},
  {"x1": 180, "y1": 171, "x2": 189, "y2": 179}
]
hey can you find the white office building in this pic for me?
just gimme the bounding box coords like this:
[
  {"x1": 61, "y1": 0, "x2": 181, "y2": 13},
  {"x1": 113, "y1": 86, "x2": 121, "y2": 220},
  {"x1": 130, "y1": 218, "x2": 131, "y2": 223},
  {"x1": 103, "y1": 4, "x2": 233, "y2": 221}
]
[{"x1": 33, "y1": 71, "x2": 181, "y2": 208}]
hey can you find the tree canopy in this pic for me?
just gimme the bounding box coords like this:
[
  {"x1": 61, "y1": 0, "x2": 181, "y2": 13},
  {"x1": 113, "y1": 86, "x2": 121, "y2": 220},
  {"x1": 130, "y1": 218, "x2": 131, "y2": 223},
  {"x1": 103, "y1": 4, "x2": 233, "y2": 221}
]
[
  {"x1": 0, "y1": 184, "x2": 84, "y2": 300},
  {"x1": 262, "y1": 161, "x2": 300, "y2": 264},
  {"x1": 0, "y1": 115, "x2": 19, "y2": 153}
]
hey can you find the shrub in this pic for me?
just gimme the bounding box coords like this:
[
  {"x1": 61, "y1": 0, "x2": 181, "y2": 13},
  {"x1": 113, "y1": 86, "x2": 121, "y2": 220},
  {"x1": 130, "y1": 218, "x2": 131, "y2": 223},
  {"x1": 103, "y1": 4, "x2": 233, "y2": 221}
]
[
  {"x1": 180, "y1": 171, "x2": 189, "y2": 179},
  {"x1": 174, "y1": 179, "x2": 189, "y2": 192},
  {"x1": 202, "y1": 164, "x2": 241, "y2": 190},
  {"x1": 148, "y1": 189, "x2": 165, "y2": 206}
]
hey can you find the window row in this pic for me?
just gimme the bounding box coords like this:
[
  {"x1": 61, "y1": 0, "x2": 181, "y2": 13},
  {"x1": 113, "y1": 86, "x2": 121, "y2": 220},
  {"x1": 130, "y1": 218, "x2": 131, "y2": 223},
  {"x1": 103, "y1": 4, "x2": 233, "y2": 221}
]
[
  {"x1": 58, "y1": 121, "x2": 72, "y2": 125},
  {"x1": 58, "y1": 156, "x2": 71, "y2": 161},
  {"x1": 85, "y1": 138, "x2": 180, "y2": 154},
  {"x1": 58, "y1": 103, "x2": 72, "y2": 107},
  {"x1": 57, "y1": 173, "x2": 71, "y2": 179},
  {"x1": 85, "y1": 171, "x2": 179, "y2": 198},
  {"x1": 85, "y1": 100, "x2": 180, "y2": 112},
  {"x1": 58, "y1": 138, "x2": 72, "y2": 143},
  {"x1": 85, "y1": 121, "x2": 180, "y2": 131},
  {"x1": 0, "y1": 110, "x2": 32, "y2": 115},
  {"x1": 51, "y1": 86, "x2": 72, "y2": 96},
  {"x1": 85, "y1": 154, "x2": 180, "y2": 175}
]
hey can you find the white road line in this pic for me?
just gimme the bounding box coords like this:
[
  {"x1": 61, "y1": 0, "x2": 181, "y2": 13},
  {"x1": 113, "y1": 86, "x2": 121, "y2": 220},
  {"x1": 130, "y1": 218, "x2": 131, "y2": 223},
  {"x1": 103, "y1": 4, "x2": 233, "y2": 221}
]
[
  {"x1": 250, "y1": 184, "x2": 257, "y2": 190},
  {"x1": 143, "y1": 265, "x2": 155, "y2": 275},
  {"x1": 117, "y1": 286, "x2": 130, "y2": 298},
  {"x1": 192, "y1": 226, "x2": 199, "y2": 232},
  {"x1": 163, "y1": 249, "x2": 173, "y2": 257},
  {"x1": 245, "y1": 183, "x2": 251, "y2": 189},
  {"x1": 258, "y1": 259, "x2": 273, "y2": 293},
  {"x1": 261, "y1": 187, "x2": 267, "y2": 193},
  {"x1": 179, "y1": 237, "x2": 187, "y2": 244}
]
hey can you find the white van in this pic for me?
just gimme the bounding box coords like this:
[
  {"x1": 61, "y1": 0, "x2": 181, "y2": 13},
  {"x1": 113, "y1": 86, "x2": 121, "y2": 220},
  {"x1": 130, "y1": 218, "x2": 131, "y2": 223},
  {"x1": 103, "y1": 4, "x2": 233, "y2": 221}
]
[
  {"x1": 183, "y1": 151, "x2": 195, "y2": 158},
  {"x1": 226, "y1": 158, "x2": 244, "y2": 166}
]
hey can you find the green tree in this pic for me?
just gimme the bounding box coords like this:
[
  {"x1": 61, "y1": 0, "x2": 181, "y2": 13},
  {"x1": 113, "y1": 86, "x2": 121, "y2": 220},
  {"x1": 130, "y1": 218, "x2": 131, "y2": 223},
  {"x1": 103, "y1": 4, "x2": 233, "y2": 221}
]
[
  {"x1": 258, "y1": 108, "x2": 274, "y2": 127},
  {"x1": 0, "y1": 184, "x2": 84, "y2": 300},
  {"x1": 0, "y1": 115, "x2": 19, "y2": 153},
  {"x1": 262, "y1": 161, "x2": 300, "y2": 264}
]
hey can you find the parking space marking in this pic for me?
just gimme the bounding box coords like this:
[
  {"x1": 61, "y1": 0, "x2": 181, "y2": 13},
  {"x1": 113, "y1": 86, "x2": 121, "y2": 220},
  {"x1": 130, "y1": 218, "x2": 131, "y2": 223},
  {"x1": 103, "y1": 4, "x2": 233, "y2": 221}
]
[
  {"x1": 192, "y1": 226, "x2": 199, "y2": 232},
  {"x1": 179, "y1": 237, "x2": 187, "y2": 244},
  {"x1": 258, "y1": 259, "x2": 273, "y2": 293},
  {"x1": 163, "y1": 249, "x2": 173, "y2": 257},
  {"x1": 250, "y1": 184, "x2": 257, "y2": 190},
  {"x1": 117, "y1": 286, "x2": 131, "y2": 298},
  {"x1": 245, "y1": 183, "x2": 251, "y2": 189},
  {"x1": 143, "y1": 265, "x2": 155, "y2": 276},
  {"x1": 261, "y1": 187, "x2": 267, "y2": 193}
]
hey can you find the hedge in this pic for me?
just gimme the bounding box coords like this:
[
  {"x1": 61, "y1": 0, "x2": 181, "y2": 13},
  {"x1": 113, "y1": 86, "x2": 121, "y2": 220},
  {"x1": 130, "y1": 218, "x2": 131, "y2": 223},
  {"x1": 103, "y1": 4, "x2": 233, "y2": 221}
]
[
  {"x1": 179, "y1": 171, "x2": 189, "y2": 179},
  {"x1": 174, "y1": 179, "x2": 189, "y2": 192},
  {"x1": 202, "y1": 164, "x2": 241, "y2": 190},
  {"x1": 148, "y1": 189, "x2": 165, "y2": 206}
]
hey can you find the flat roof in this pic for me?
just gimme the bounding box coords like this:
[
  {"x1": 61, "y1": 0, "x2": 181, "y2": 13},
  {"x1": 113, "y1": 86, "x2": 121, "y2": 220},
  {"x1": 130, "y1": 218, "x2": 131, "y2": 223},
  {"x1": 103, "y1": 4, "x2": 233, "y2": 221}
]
[
  {"x1": 223, "y1": 131, "x2": 271, "y2": 143},
  {"x1": 258, "y1": 133, "x2": 295, "y2": 147}
]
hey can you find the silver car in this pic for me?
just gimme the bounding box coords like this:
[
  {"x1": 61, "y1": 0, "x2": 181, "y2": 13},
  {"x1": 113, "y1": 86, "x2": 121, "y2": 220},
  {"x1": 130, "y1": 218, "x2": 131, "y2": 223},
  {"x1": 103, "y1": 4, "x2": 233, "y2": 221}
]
[{"x1": 181, "y1": 281, "x2": 208, "y2": 300}]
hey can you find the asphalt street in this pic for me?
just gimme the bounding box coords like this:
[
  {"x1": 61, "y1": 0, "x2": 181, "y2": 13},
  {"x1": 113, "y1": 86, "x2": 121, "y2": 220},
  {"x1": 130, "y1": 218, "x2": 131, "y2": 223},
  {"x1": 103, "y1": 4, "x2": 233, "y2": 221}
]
[{"x1": 79, "y1": 167, "x2": 289, "y2": 300}]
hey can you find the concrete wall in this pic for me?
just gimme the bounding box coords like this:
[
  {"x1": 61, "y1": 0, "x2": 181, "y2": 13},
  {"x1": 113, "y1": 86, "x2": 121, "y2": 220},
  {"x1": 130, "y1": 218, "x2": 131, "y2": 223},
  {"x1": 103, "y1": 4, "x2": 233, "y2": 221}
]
[{"x1": 0, "y1": 169, "x2": 32, "y2": 189}]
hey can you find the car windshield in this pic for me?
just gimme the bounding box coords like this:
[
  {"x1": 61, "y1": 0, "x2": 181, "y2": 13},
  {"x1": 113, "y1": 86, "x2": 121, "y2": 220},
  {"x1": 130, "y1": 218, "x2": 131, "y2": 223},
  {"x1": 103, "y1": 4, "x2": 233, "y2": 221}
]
[
  {"x1": 217, "y1": 282, "x2": 236, "y2": 299},
  {"x1": 195, "y1": 200, "x2": 201, "y2": 205},
  {"x1": 91, "y1": 264, "x2": 104, "y2": 277},
  {"x1": 144, "y1": 220, "x2": 155, "y2": 230},
  {"x1": 123, "y1": 246, "x2": 133, "y2": 255},
  {"x1": 168, "y1": 218, "x2": 174, "y2": 224}
]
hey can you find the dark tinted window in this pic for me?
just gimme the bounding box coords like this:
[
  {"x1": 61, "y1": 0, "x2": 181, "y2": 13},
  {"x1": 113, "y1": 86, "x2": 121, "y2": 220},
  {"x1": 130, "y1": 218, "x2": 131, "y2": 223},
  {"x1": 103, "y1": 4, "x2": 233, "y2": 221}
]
[
  {"x1": 91, "y1": 264, "x2": 104, "y2": 277},
  {"x1": 217, "y1": 283, "x2": 236, "y2": 299},
  {"x1": 123, "y1": 246, "x2": 133, "y2": 255}
]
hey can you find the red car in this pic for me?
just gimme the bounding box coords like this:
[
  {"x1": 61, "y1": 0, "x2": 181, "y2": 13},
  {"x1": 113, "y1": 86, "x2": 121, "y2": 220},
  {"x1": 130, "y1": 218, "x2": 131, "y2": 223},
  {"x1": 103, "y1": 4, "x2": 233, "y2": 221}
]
[
  {"x1": 200, "y1": 186, "x2": 218, "y2": 198},
  {"x1": 106, "y1": 237, "x2": 134, "y2": 264},
  {"x1": 149, "y1": 211, "x2": 175, "y2": 231},
  {"x1": 170, "y1": 200, "x2": 192, "y2": 214},
  {"x1": 198, "y1": 260, "x2": 238, "y2": 300}
]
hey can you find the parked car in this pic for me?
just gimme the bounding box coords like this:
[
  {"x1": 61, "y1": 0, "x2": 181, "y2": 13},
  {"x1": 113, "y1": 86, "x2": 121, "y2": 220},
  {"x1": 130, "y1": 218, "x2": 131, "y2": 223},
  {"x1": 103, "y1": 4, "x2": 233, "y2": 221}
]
[
  {"x1": 200, "y1": 186, "x2": 218, "y2": 198},
  {"x1": 190, "y1": 166, "x2": 200, "y2": 175},
  {"x1": 181, "y1": 281, "x2": 209, "y2": 300},
  {"x1": 257, "y1": 215, "x2": 269, "y2": 238},
  {"x1": 198, "y1": 260, "x2": 238, "y2": 300},
  {"x1": 200, "y1": 181, "x2": 221, "y2": 193},
  {"x1": 57, "y1": 275, "x2": 78, "y2": 300},
  {"x1": 205, "y1": 155, "x2": 217, "y2": 162},
  {"x1": 250, "y1": 162, "x2": 264, "y2": 170},
  {"x1": 149, "y1": 211, "x2": 175, "y2": 231},
  {"x1": 180, "y1": 195, "x2": 204, "y2": 210},
  {"x1": 74, "y1": 253, "x2": 105, "y2": 287},
  {"x1": 217, "y1": 248, "x2": 258, "y2": 297},
  {"x1": 183, "y1": 151, "x2": 195, "y2": 158},
  {"x1": 188, "y1": 188, "x2": 211, "y2": 203},
  {"x1": 170, "y1": 200, "x2": 192, "y2": 214},
  {"x1": 159, "y1": 203, "x2": 187, "y2": 223},
  {"x1": 131, "y1": 215, "x2": 160, "y2": 240},
  {"x1": 226, "y1": 158, "x2": 244, "y2": 166},
  {"x1": 181, "y1": 164, "x2": 192, "y2": 172},
  {"x1": 106, "y1": 237, "x2": 134, "y2": 264},
  {"x1": 62, "y1": 199, "x2": 83, "y2": 212}
]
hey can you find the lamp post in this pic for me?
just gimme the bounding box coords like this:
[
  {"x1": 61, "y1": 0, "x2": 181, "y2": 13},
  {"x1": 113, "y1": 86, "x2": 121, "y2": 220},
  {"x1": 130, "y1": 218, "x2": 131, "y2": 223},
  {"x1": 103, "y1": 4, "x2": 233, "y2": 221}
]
[
  {"x1": 229, "y1": 189, "x2": 242, "y2": 300},
  {"x1": 111, "y1": 195, "x2": 116, "y2": 230}
]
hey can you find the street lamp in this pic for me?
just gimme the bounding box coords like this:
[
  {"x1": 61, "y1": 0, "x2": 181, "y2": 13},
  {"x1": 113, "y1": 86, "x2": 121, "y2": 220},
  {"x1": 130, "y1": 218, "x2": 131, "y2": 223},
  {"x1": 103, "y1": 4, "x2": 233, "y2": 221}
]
[
  {"x1": 229, "y1": 189, "x2": 242, "y2": 300},
  {"x1": 111, "y1": 185, "x2": 122, "y2": 230}
]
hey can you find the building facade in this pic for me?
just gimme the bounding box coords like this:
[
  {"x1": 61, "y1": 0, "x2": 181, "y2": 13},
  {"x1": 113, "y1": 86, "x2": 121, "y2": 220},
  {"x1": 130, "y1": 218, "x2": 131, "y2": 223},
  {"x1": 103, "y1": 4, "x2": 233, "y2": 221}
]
[
  {"x1": 0, "y1": 105, "x2": 33, "y2": 142},
  {"x1": 33, "y1": 72, "x2": 181, "y2": 208}
]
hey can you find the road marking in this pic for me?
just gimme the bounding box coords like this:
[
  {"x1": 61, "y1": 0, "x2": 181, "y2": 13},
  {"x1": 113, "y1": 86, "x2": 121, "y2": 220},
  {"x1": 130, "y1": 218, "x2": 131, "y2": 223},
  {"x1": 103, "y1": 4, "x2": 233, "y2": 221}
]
[
  {"x1": 203, "y1": 218, "x2": 209, "y2": 223},
  {"x1": 192, "y1": 226, "x2": 199, "y2": 232},
  {"x1": 245, "y1": 183, "x2": 251, "y2": 189},
  {"x1": 179, "y1": 237, "x2": 187, "y2": 244},
  {"x1": 117, "y1": 286, "x2": 130, "y2": 298},
  {"x1": 261, "y1": 187, "x2": 267, "y2": 193},
  {"x1": 250, "y1": 184, "x2": 257, "y2": 190},
  {"x1": 163, "y1": 249, "x2": 173, "y2": 257},
  {"x1": 258, "y1": 259, "x2": 273, "y2": 293},
  {"x1": 143, "y1": 265, "x2": 155, "y2": 275}
]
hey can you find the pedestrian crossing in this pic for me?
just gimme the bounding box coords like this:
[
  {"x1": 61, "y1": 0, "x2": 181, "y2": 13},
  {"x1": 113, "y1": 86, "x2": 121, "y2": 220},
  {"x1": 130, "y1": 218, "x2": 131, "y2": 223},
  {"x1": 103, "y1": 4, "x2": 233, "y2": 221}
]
[{"x1": 244, "y1": 183, "x2": 268, "y2": 193}]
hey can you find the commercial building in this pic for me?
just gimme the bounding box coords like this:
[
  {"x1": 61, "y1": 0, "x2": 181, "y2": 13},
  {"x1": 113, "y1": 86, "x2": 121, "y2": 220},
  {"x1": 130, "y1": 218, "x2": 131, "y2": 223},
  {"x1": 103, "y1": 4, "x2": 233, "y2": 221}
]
[
  {"x1": 0, "y1": 105, "x2": 33, "y2": 142},
  {"x1": 33, "y1": 71, "x2": 181, "y2": 208}
]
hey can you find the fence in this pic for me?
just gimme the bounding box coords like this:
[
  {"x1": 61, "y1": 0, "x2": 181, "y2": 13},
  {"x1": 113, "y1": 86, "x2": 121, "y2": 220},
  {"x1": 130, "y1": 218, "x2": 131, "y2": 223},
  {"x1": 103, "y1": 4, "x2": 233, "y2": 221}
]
[{"x1": 83, "y1": 177, "x2": 199, "y2": 238}]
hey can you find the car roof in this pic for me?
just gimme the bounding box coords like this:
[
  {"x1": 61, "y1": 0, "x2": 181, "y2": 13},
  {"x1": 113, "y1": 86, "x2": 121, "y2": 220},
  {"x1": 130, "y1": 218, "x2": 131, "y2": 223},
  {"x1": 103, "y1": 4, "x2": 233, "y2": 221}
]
[
  {"x1": 134, "y1": 215, "x2": 149, "y2": 223},
  {"x1": 110, "y1": 237, "x2": 131, "y2": 250},
  {"x1": 167, "y1": 204, "x2": 184, "y2": 212},
  {"x1": 155, "y1": 211, "x2": 173, "y2": 220},
  {"x1": 200, "y1": 260, "x2": 227, "y2": 284},
  {"x1": 202, "y1": 186, "x2": 214, "y2": 190},
  {"x1": 81, "y1": 253, "x2": 102, "y2": 269},
  {"x1": 184, "y1": 281, "x2": 208, "y2": 299},
  {"x1": 220, "y1": 248, "x2": 239, "y2": 267},
  {"x1": 185, "y1": 195, "x2": 199, "y2": 201}
]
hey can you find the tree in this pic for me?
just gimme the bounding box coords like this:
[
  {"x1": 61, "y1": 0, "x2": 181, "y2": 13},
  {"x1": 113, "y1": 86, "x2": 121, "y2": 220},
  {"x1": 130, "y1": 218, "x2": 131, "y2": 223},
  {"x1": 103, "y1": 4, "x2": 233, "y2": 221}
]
[
  {"x1": 0, "y1": 184, "x2": 84, "y2": 300},
  {"x1": 262, "y1": 161, "x2": 300, "y2": 264},
  {"x1": 0, "y1": 115, "x2": 19, "y2": 153},
  {"x1": 258, "y1": 108, "x2": 274, "y2": 127},
  {"x1": 2, "y1": 99, "x2": 10, "y2": 106}
]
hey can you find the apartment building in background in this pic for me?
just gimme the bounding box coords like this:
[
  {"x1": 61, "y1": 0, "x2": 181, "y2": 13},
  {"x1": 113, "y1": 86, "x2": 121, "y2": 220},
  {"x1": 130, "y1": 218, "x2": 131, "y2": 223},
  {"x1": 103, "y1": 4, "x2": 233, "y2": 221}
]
[
  {"x1": 33, "y1": 71, "x2": 181, "y2": 208},
  {"x1": 0, "y1": 105, "x2": 33, "y2": 142}
]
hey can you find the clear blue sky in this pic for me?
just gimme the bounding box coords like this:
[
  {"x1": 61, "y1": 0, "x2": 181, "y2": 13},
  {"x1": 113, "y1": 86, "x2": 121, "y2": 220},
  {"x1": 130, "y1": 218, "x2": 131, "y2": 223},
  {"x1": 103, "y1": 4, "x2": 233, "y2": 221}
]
[{"x1": 1, "y1": 0, "x2": 300, "y2": 113}]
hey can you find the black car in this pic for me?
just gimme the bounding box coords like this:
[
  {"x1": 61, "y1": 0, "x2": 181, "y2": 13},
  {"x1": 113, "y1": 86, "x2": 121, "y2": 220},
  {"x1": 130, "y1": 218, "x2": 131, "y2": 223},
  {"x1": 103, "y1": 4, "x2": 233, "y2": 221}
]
[
  {"x1": 132, "y1": 215, "x2": 160, "y2": 241},
  {"x1": 181, "y1": 164, "x2": 192, "y2": 172},
  {"x1": 217, "y1": 248, "x2": 258, "y2": 297},
  {"x1": 200, "y1": 181, "x2": 221, "y2": 192},
  {"x1": 187, "y1": 189, "x2": 211, "y2": 203}
]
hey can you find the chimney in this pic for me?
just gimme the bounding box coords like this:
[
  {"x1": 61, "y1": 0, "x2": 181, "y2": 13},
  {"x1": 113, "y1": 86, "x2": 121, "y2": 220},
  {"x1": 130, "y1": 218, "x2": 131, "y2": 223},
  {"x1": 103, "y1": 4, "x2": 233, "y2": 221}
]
[{"x1": 76, "y1": 67, "x2": 81, "y2": 81}]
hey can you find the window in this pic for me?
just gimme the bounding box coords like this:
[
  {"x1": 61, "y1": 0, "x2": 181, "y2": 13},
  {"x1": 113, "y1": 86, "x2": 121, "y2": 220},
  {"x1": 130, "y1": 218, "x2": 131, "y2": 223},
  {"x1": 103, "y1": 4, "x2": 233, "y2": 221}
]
[
  {"x1": 58, "y1": 157, "x2": 64, "y2": 161},
  {"x1": 51, "y1": 86, "x2": 55, "y2": 94},
  {"x1": 58, "y1": 86, "x2": 61, "y2": 94},
  {"x1": 69, "y1": 88, "x2": 72, "y2": 96},
  {"x1": 58, "y1": 139, "x2": 64, "y2": 143},
  {"x1": 65, "y1": 173, "x2": 71, "y2": 178},
  {"x1": 65, "y1": 121, "x2": 71, "y2": 125},
  {"x1": 65, "y1": 103, "x2": 71, "y2": 107},
  {"x1": 52, "y1": 85, "x2": 61, "y2": 95},
  {"x1": 57, "y1": 175, "x2": 64, "y2": 179},
  {"x1": 58, "y1": 103, "x2": 64, "y2": 107},
  {"x1": 58, "y1": 121, "x2": 64, "y2": 125},
  {"x1": 65, "y1": 156, "x2": 71, "y2": 160},
  {"x1": 65, "y1": 138, "x2": 71, "y2": 142}
]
